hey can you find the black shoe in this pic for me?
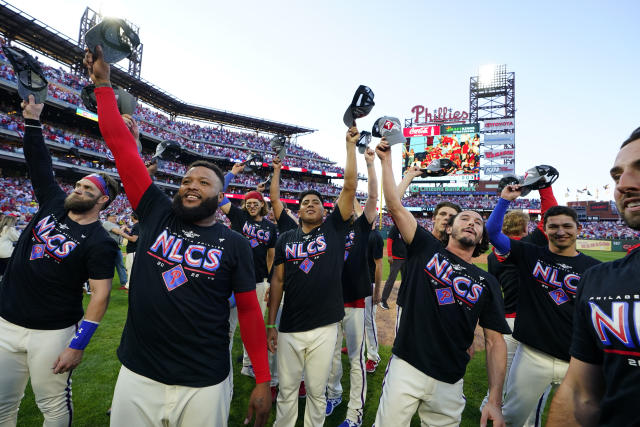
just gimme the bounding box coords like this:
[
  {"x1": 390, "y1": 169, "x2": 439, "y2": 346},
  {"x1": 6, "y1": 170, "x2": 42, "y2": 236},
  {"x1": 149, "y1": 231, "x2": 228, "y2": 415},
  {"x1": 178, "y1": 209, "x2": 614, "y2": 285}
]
[{"x1": 379, "y1": 301, "x2": 390, "y2": 310}]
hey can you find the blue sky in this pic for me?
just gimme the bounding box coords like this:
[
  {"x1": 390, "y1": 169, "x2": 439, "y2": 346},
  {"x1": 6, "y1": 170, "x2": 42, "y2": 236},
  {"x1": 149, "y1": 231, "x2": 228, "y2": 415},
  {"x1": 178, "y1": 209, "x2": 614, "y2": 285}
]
[{"x1": 13, "y1": 0, "x2": 640, "y2": 203}]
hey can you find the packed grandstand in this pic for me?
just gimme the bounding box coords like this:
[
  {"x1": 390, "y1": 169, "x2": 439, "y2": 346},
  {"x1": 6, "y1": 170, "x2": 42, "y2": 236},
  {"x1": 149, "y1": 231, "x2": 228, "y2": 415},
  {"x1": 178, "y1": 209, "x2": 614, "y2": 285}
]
[{"x1": 0, "y1": 38, "x2": 637, "y2": 241}]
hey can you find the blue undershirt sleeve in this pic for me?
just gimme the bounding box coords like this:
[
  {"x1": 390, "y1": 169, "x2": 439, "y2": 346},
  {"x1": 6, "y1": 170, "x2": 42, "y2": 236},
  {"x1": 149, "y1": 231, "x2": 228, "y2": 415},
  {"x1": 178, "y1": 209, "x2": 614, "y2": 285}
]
[{"x1": 486, "y1": 197, "x2": 512, "y2": 254}]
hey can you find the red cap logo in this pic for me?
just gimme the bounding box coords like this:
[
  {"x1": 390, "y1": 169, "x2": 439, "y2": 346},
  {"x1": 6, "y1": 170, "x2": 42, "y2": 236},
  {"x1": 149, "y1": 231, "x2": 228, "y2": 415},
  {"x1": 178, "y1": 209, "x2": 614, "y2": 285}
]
[{"x1": 383, "y1": 120, "x2": 394, "y2": 130}]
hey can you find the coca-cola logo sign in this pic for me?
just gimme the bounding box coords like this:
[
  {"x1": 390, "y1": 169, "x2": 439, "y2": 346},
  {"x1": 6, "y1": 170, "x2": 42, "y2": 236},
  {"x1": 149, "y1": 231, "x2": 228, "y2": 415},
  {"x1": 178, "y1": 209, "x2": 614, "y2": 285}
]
[{"x1": 402, "y1": 126, "x2": 441, "y2": 137}]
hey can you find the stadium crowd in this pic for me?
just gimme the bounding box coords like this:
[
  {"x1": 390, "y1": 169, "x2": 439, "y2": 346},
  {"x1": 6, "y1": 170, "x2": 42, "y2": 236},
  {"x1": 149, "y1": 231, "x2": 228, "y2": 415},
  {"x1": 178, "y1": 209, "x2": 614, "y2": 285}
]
[{"x1": 402, "y1": 193, "x2": 541, "y2": 210}]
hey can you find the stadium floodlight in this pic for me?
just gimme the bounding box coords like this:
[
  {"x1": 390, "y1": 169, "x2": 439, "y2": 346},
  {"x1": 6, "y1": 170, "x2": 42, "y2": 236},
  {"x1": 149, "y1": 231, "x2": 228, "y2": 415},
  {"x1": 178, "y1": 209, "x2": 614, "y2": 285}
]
[{"x1": 478, "y1": 64, "x2": 499, "y2": 88}]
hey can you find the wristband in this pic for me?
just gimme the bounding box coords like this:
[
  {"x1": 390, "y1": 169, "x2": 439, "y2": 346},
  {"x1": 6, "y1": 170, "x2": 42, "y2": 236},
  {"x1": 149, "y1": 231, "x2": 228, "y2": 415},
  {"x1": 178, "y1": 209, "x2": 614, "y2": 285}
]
[
  {"x1": 266, "y1": 324, "x2": 277, "y2": 328},
  {"x1": 68, "y1": 320, "x2": 99, "y2": 350},
  {"x1": 228, "y1": 293, "x2": 236, "y2": 308},
  {"x1": 220, "y1": 196, "x2": 230, "y2": 206}
]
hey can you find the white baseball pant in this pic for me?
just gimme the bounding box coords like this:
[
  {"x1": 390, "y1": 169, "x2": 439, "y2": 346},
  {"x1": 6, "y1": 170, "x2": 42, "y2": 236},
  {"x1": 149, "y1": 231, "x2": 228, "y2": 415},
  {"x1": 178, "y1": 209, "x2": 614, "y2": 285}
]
[
  {"x1": 274, "y1": 322, "x2": 338, "y2": 427},
  {"x1": 110, "y1": 365, "x2": 231, "y2": 427},
  {"x1": 327, "y1": 307, "x2": 367, "y2": 423},
  {"x1": 364, "y1": 284, "x2": 380, "y2": 363},
  {"x1": 480, "y1": 317, "x2": 550, "y2": 427},
  {"x1": 0, "y1": 315, "x2": 76, "y2": 427},
  {"x1": 374, "y1": 355, "x2": 465, "y2": 427},
  {"x1": 124, "y1": 252, "x2": 135, "y2": 289},
  {"x1": 502, "y1": 343, "x2": 568, "y2": 427}
]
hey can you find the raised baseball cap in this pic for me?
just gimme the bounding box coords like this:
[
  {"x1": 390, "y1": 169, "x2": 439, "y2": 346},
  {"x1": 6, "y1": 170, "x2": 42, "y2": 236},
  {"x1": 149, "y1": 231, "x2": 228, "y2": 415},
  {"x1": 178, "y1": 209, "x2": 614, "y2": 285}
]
[
  {"x1": 81, "y1": 84, "x2": 137, "y2": 115},
  {"x1": 153, "y1": 140, "x2": 183, "y2": 162},
  {"x1": 3, "y1": 45, "x2": 48, "y2": 104},
  {"x1": 357, "y1": 131, "x2": 372, "y2": 154},
  {"x1": 343, "y1": 85, "x2": 375, "y2": 127},
  {"x1": 269, "y1": 135, "x2": 287, "y2": 159},
  {"x1": 372, "y1": 116, "x2": 405, "y2": 146},
  {"x1": 242, "y1": 153, "x2": 263, "y2": 173},
  {"x1": 498, "y1": 174, "x2": 531, "y2": 197},
  {"x1": 421, "y1": 158, "x2": 457, "y2": 177},
  {"x1": 520, "y1": 165, "x2": 559, "y2": 191},
  {"x1": 85, "y1": 18, "x2": 140, "y2": 64}
]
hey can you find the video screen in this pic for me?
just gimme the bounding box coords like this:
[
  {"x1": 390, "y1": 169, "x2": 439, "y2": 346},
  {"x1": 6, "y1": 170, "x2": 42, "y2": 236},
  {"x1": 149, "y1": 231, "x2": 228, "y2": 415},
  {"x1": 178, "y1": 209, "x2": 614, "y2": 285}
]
[{"x1": 402, "y1": 132, "x2": 481, "y2": 177}]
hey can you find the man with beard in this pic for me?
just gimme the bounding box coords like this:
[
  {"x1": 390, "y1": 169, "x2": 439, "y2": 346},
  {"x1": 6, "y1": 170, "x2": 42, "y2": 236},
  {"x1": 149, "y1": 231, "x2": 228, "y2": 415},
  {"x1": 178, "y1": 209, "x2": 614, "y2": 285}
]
[
  {"x1": 0, "y1": 95, "x2": 119, "y2": 426},
  {"x1": 374, "y1": 138, "x2": 510, "y2": 427},
  {"x1": 547, "y1": 127, "x2": 640, "y2": 426},
  {"x1": 266, "y1": 126, "x2": 357, "y2": 427},
  {"x1": 84, "y1": 46, "x2": 270, "y2": 427},
  {"x1": 486, "y1": 187, "x2": 600, "y2": 427},
  {"x1": 219, "y1": 169, "x2": 277, "y2": 385}
]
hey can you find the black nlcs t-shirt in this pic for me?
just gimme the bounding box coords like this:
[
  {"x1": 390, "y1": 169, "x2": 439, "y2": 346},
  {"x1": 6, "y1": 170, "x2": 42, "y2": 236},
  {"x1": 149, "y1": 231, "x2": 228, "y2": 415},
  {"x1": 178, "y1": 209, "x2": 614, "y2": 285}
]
[
  {"x1": 117, "y1": 185, "x2": 256, "y2": 387},
  {"x1": 277, "y1": 211, "x2": 298, "y2": 234},
  {"x1": 503, "y1": 239, "x2": 600, "y2": 361},
  {"x1": 367, "y1": 230, "x2": 384, "y2": 284},
  {"x1": 226, "y1": 204, "x2": 277, "y2": 282},
  {"x1": 570, "y1": 248, "x2": 640, "y2": 427},
  {"x1": 125, "y1": 223, "x2": 140, "y2": 254},
  {"x1": 388, "y1": 225, "x2": 407, "y2": 258},
  {"x1": 393, "y1": 226, "x2": 510, "y2": 383},
  {"x1": 0, "y1": 188, "x2": 118, "y2": 330},
  {"x1": 274, "y1": 207, "x2": 350, "y2": 333},
  {"x1": 342, "y1": 214, "x2": 373, "y2": 303}
]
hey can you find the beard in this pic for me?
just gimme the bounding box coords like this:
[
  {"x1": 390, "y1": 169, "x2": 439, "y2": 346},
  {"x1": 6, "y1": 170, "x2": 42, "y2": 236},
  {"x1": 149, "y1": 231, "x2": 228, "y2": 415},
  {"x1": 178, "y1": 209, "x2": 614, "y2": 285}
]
[
  {"x1": 617, "y1": 195, "x2": 640, "y2": 230},
  {"x1": 171, "y1": 192, "x2": 219, "y2": 223},
  {"x1": 452, "y1": 228, "x2": 479, "y2": 248},
  {"x1": 64, "y1": 193, "x2": 100, "y2": 213}
]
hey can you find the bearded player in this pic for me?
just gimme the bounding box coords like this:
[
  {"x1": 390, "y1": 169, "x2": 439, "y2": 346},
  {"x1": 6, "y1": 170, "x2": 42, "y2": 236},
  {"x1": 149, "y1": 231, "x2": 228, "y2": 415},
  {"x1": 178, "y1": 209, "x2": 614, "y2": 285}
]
[
  {"x1": 266, "y1": 126, "x2": 357, "y2": 426},
  {"x1": 0, "y1": 96, "x2": 119, "y2": 426},
  {"x1": 374, "y1": 138, "x2": 509, "y2": 427},
  {"x1": 85, "y1": 46, "x2": 270, "y2": 427},
  {"x1": 486, "y1": 187, "x2": 600, "y2": 427},
  {"x1": 548, "y1": 127, "x2": 640, "y2": 426}
]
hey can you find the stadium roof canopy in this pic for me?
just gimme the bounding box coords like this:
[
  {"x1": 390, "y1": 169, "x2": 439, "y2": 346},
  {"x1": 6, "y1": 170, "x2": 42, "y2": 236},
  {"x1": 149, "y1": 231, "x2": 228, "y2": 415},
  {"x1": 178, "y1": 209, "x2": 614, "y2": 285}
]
[{"x1": 0, "y1": 1, "x2": 315, "y2": 136}]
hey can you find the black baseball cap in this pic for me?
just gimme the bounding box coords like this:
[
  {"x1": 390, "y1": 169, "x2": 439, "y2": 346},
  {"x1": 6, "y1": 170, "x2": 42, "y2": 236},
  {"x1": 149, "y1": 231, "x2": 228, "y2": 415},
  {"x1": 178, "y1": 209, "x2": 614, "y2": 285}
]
[
  {"x1": 81, "y1": 84, "x2": 137, "y2": 116},
  {"x1": 343, "y1": 85, "x2": 375, "y2": 127},
  {"x1": 3, "y1": 45, "x2": 48, "y2": 104},
  {"x1": 85, "y1": 18, "x2": 140, "y2": 63}
]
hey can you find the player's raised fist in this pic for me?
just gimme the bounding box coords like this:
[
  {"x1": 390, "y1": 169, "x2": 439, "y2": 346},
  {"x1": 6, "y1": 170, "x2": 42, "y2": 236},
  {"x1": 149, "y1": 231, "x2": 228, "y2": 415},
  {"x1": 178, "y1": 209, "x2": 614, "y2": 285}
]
[
  {"x1": 364, "y1": 147, "x2": 375, "y2": 164},
  {"x1": 21, "y1": 94, "x2": 44, "y2": 121},
  {"x1": 346, "y1": 126, "x2": 360, "y2": 146},
  {"x1": 231, "y1": 162, "x2": 245, "y2": 175},
  {"x1": 83, "y1": 45, "x2": 110, "y2": 86},
  {"x1": 500, "y1": 184, "x2": 522, "y2": 201},
  {"x1": 272, "y1": 156, "x2": 282, "y2": 171},
  {"x1": 375, "y1": 138, "x2": 391, "y2": 161},
  {"x1": 405, "y1": 165, "x2": 422, "y2": 179}
]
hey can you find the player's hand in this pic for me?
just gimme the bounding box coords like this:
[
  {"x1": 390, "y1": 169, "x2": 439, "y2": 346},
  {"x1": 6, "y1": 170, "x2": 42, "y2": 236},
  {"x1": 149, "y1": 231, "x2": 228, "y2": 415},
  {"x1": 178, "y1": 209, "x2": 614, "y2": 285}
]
[
  {"x1": 375, "y1": 138, "x2": 391, "y2": 161},
  {"x1": 256, "y1": 182, "x2": 266, "y2": 193},
  {"x1": 272, "y1": 156, "x2": 282, "y2": 171},
  {"x1": 145, "y1": 158, "x2": 158, "y2": 177},
  {"x1": 264, "y1": 287, "x2": 270, "y2": 304},
  {"x1": 480, "y1": 402, "x2": 505, "y2": 427},
  {"x1": 267, "y1": 328, "x2": 278, "y2": 353},
  {"x1": 346, "y1": 126, "x2": 360, "y2": 146},
  {"x1": 232, "y1": 162, "x2": 245, "y2": 175},
  {"x1": 500, "y1": 184, "x2": 522, "y2": 201},
  {"x1": 373, "y1": 290, "x2": 382, "y2": 305},
  {"x1": 21, "y1": 95, "x2": 44, "y2": 121},
  {"x1": 244, "y1": 382, "x2": 271, "y2": 426},
  {"x1": 364, "y1": 147, "x2": 375, "y2": 165},
  {"x1": 52, "y1": 348, "x2": 84, "y2": 374},
  {"x1": 388, "y1": 257, "x2": 394, "y2": 265},
  {"x1": 405, "y1": 165, "x2": 422, "y2": 179},
  {"x1": 83, "y1": 45, "x2": 111, "y2": 86},
  {"x1": 122, "y1": 114, "x2": 140, "y2": 146}
]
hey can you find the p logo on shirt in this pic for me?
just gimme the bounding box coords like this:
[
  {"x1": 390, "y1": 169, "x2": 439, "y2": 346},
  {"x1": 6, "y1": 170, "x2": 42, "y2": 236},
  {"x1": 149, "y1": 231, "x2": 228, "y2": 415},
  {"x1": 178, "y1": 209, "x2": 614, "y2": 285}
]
[
  {"x1": 30, "y1": 244, "x2": 45, "y2": 260},
  {"x1": 299, "y1": 258, "x2": 314, "y2": 274},
  {"x1": 162, "y1": 265, "x2": 188, "y2": 291}
]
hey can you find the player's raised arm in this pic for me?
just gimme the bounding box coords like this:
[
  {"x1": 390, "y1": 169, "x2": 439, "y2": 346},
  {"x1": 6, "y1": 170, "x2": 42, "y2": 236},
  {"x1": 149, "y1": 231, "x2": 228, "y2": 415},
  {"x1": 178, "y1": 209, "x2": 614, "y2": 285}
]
[
  {"x1": 362, "y1": 147, "x2": 379, "y2": 224},
  {"x1": 335, "y1": 126, "x2": 358, "y2": 220},
  {"x1": 20, "y1": 95, "x2": 64, "y2": 203},
  {"x1": 486, "y1": 185, "x2": 522, "y2": 255},
  {"x1": 85, "y1": 46, "x2": 151, "y2": 210},
  {"x1": 269, "y1": 156, "x2": 285, "y2": 221},
  {"x1": 219, "y1": 162, "x2": 245, "y2": 215},
  {"x1": 396, "y1": 165, "x2": 422, "y2": 199},
  {"x1": 376, "y1": 139, "x2": 417, "y2": 245}
]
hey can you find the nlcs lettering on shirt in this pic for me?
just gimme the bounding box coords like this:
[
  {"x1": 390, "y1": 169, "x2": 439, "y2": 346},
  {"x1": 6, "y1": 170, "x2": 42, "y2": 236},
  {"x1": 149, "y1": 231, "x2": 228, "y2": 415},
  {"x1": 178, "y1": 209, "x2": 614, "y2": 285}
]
[
  {"x1": 241, "y1": 222, "x2": 271, "y2": 244},
  {"x1": 149, "y1": 229, "x2": 222, "y2": 272},
  {"x1": 285, "y1": 236, "x2": 327, "y2": 260},
  {"x1": 532, "y1": 261, "x2": 580, "y2": 294},
  {"x1": 589, "y1": 299, "x2": 640, "y2": 350},
  {"x1": 425, "y1": 253, "x2": 484, "y2": 305},
  {"x1": 33, "y1": 215, "x2": 78, "y2": 258}
]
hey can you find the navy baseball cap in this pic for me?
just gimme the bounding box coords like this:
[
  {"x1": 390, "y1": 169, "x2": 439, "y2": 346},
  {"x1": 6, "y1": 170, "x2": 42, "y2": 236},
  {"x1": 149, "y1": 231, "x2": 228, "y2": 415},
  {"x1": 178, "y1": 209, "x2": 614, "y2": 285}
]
[
  {"x1": 3, "y1": 45, "x2": 48, "y2": 104},
  {"x1": 343, "y1": 85, "x2": 375, "y2": 127},
  {"x1": 85, "y1": 18, "x2": 140, "y2": 63}
]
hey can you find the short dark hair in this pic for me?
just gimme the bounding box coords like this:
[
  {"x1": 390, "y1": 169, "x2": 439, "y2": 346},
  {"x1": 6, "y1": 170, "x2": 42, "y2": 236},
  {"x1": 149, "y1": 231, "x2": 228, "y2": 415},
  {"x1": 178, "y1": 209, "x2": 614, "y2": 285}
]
[
  {"x1": 99, "y1": 173, "x2": 119, "y2": 211},
  {"x1": 621, "y1": 126, "x2": 640, "y2": 148},
  {"x1": 187, "y1": 160, "x2": 225, "y2": 189},
  {"x1": 433, "y1": 201, "x2": 462, "y2": 217},
  {"x1": 299, "y1": 189, "x2": 324, "y2": 206},
  {"x1": 441, "y1": 211, "x2": 490, "y2": 258},
  {"x1": 543, "y1": 205, "x2": 579, "y2": 227},
  {"x1": 130, "y1": 212, "x2": 138, "y2": 220}
]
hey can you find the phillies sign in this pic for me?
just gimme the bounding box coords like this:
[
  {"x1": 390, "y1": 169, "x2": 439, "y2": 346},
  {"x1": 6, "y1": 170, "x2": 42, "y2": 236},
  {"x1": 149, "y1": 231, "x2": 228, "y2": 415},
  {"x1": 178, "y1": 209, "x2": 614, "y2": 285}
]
[
  {"x1": 403, "y1": 125, "x2": 441, "y2": 137},
  {"x1": 411, "y1": 105, "x2": 469, "y2": 124}
]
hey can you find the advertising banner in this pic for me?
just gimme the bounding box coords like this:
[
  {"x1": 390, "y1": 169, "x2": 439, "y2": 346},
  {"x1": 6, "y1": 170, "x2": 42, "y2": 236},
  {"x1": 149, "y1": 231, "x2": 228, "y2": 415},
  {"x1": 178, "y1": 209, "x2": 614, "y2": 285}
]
[
  {"x1": 576, "y1": 240, "x2": 612, "y2": 251},
  {"x1": 482, "y1": 118, "x2": 515, "y2": 132},
  {"x1": 482, "y1": 165, "x2": 515, "y2": 174},
  {"x1": 440, "y1": 123, "x2": 479, "y2": 135},
  {"x1": 403, "y1": 126, "x2": 440, "y2": 137},
  {"x1": 612, "y1": 240, "x2": 640, "y2": 252},
  {"x1": 484, "y1": 134, "x2": 515, "y2": 146},
  {"x1": 484, "y1": 148, "x2": 515, "y2": 160}
]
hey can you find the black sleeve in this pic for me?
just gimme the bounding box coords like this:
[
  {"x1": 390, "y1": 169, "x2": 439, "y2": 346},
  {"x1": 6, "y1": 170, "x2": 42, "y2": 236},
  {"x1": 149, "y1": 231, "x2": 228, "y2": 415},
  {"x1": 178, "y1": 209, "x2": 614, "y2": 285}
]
[
  {"x1": 373, "y1": 233, "x2": 383, "y2": 260},
  {"x1": 356, "y1": 213, "x2": 372, "y2": 234},
  {"x1": 406, "y1": 224, "x2": 439, "y2": 256},
  {"x1": 267, "y1": 222, "x2": 277, "y2": 249},
  {"x1": 87, "y1": 238, "x2": 119, "y2": 280},
  {"x1": 478, "y1": 276, "x2": 512, "y2": 334},
  {"x1": 232, "y1": 236, "x2": 257, "y2": 293},
  {"x1": 274, "y1": 233, "x2": 288, "y2": 266},
  {"x1": 523, "y1": 228, "x2": 548, "y2": 247},
  {"x1": 277, "y1": 212, "x2": 298, "y2": 233},
  {"x1": 500, "y1": 238, "x2": 530, "y2": 265},
  {"x1": 134, "y1": 185, "x2": 172, "y2": 223},
  {"x1": 569, "y1": 270, "x2": 604, "y2": 364},
  {"x1": 22, "y1": 119, "x2": 64, "y2": 205},
  {"x1": 226, "y1": 203, "x2": 244, "y2": 229},
  {"x1": 327, "y1": 205, "x2": 351, "y2": 233}
]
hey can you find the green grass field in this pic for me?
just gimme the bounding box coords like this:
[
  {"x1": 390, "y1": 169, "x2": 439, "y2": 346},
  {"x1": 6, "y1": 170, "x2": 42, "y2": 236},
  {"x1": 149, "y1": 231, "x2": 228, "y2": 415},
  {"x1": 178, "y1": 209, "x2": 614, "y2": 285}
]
[{"x1": 15, "y1": 248, "x2": 625, "y2": 426}]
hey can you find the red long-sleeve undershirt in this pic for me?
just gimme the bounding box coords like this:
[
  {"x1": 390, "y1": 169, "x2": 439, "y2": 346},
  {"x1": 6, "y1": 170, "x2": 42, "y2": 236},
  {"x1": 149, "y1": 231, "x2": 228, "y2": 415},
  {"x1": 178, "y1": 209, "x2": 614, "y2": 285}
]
[
  {"x1": 537, "y1": 186, "x2": 558, "y2": 235},
  {"x1": 96, "y1": 86, "x2": 270, "y2": 384}
]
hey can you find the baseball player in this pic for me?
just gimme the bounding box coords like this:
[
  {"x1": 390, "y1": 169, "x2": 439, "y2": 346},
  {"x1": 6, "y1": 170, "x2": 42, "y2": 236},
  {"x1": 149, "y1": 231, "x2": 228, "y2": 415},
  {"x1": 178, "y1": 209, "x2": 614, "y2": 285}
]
[
  {"x1": 84, "y1": 46, "x2": 270, "y2": 427},
  {"x1": 219, "y1": 165, "x2": 277, "y2": 379},
  {"x1": 547, "y1": 127, "x2": 640, "y2": 426},
  {"x1": 486, "y1": 187, "x2": 600, "y2": 427},
  {"x1": 364, "y1": 222, "x2": 383, "y2": 373},
  {"x1": 266, "y1": 127, "x2": 358, "y2": 426},
  {"x1": 480, "y1": 184, "x2": 559, "y2": 426},
  {"x1": 0, "y1": 96, "x2": 119, "y2": 426},
  {"x1": 325, "y1": 147, "x2": 378, "y2": 427},
  {"x1": 374, "y1": 138, "x2": 510, "y2": 426}
]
